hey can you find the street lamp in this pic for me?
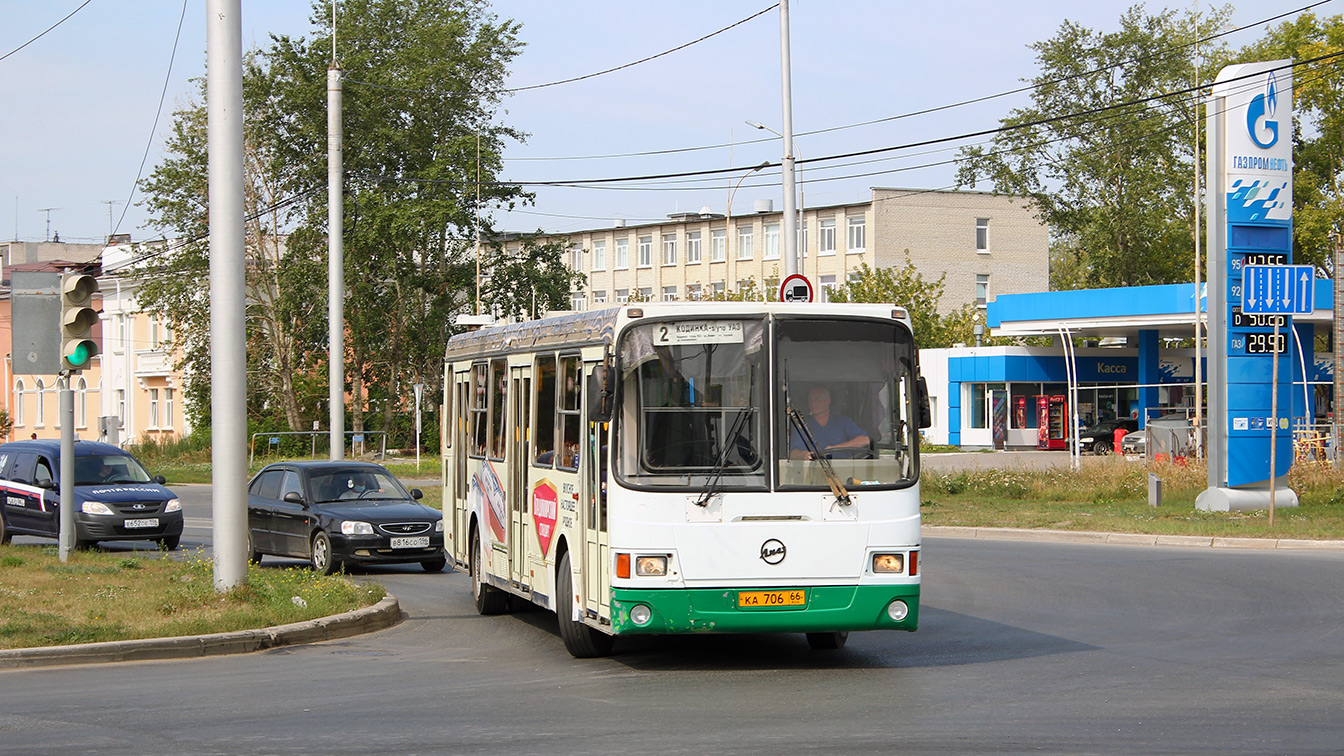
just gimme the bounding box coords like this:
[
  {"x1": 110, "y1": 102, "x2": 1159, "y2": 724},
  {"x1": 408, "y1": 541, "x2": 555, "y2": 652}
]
[
  {"x1": 726, "y1": 161, "x2": 769, "y2": 298},
  {"x1": 747, "y1": 121, "x2": 803, "y2": 277}
]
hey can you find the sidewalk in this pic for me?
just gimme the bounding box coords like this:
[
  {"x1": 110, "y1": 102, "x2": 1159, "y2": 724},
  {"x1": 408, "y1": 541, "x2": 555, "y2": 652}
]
[{"x1": 925, "y1": 525, "x2": 1344, "y2": 551}]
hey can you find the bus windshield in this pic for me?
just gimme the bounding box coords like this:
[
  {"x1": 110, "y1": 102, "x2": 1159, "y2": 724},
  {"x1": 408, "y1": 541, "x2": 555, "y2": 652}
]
[
  {"x1": 776, "y1": 318, "x2": 918, "y2": 490},
  {"x1": 616, "y1": 319, "x2": 766, "y2": 489}
]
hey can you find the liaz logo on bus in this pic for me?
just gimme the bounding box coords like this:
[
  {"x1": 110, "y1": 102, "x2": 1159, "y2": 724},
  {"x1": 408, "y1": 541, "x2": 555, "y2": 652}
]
[{"x1": 532, "y1": 479, "x2": 559, "y2": 556}]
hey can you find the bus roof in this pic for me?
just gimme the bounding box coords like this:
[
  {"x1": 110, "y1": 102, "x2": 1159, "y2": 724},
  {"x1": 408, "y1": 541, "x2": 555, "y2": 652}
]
[{"x1": 443, "y1": 302, "x2": 913, "y2": 362}]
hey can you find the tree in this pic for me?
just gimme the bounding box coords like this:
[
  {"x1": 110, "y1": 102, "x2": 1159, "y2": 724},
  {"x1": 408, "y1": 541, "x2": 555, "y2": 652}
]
[
  {"x1": 825, "y1": 261, "x2": 1000, "y2": 348},
  {"x1": 481, "y1": 236, "x2": 586, "y2": 320},
  {"x1": 1238, "y1": 12, "x2": 1344, "y2": 272},
  {"x1": 138, "y1": 0, "x2": 529, "y2": 442},
  {"x1": 957, "y1": 5, "x2": 1233, "y2": 289}
]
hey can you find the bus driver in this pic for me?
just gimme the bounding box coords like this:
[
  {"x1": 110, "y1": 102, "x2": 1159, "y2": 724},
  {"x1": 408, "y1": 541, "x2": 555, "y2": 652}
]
[{"x1": 789, "y1": 385, "x2": 870, "y2": 459}]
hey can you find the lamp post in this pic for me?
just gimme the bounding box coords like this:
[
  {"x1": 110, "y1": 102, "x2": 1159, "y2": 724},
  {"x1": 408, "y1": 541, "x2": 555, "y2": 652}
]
[
  {"x1": 726, "y1": 162, "x2": 769, "y2": 298},
  {"x1": 747, "y1": 120, "x2": 804, "y2": 276}
]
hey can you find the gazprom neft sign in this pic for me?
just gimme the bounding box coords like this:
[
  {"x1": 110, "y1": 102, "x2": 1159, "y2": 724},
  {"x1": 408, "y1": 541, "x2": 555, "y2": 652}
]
[{"x1": 1201, "y1": 60, "x2": 1298, "y2": 510}]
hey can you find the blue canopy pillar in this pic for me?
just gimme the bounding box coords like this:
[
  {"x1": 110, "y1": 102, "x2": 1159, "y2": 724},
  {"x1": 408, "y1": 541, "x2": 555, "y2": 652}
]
[{"x1": 1137, "y1": 329, "x2": 1160, "y2": 429}]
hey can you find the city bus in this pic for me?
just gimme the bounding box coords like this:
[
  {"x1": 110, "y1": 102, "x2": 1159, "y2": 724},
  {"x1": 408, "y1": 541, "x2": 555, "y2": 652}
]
[{"x1": 442, "y1": 302, "x2": 928, "y2": 657}]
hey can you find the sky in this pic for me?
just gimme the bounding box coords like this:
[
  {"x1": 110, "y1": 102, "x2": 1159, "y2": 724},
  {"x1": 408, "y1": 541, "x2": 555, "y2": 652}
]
[{"x1": 0, "y1": 0, "x2": 1328, "y2": 245}]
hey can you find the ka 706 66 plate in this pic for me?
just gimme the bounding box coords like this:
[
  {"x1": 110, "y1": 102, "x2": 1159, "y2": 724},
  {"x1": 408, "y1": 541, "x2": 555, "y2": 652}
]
[{"x1": 738, "y1": 589, "x2": 806, "y2": 608}]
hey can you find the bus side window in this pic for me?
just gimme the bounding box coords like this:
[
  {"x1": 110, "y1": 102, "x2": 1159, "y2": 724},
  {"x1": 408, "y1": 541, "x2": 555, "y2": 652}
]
[
  {"x1": 469, "y1": 364, "x2": 488, "y2": 457},
  {"x1": 489, "y1": 358, "x2": 507, "y2": 460},
  {"x1": 558, "y1": 355, "x2": 581, "y2": 470},
  {"x1": 535, "y1": 355, "x2": 557, "y2": 466}
]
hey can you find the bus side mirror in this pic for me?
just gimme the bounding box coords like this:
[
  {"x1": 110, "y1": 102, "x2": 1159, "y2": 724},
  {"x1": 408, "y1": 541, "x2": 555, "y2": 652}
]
[
  {"x1": 917, "y1": 375, "x2": 932, "y2": 429},
  {"x1": 587, "y1": 362, "x2": 612, "y2": 423}
]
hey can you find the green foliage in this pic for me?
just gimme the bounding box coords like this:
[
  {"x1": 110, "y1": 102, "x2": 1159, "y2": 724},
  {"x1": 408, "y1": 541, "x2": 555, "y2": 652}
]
[
  {"x1": 0, "y1": 409, "x2": 12, "y2": 440},
  {"x1": 483, "y1": 235, "x2": 586, "y2": 319},
  {"x1": 957, "y1": 5, "x2": 1233, "y2": 289},
  {"x1": 1238, "y1": 12, "x2": 1344, "y2": 272},
  {"x1": 825, "y1": 261, "x2": 1009, "y2": 348}
]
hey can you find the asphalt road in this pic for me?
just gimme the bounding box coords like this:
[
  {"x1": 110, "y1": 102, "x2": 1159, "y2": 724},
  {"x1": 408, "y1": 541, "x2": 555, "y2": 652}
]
[{"x1": 4, "y1": 486, "x2": 1344, "y2": 754}]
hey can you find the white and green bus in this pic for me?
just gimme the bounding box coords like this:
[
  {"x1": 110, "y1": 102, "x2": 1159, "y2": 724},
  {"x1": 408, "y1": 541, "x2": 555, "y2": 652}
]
[{"x1": 443, "y1": 302, "x2": 928, "y2": 657}]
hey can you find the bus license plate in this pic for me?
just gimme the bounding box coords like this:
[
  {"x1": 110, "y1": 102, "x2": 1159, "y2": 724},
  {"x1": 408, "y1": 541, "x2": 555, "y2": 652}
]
[
  {"x1": 390, "y1": 536, "x2": 430, "y2": 549},
  {"x1": 124, "y1": 518, "x2": 159, "y2": 529},
  {"x1": 738, "y1": 589, "x2": 806, "y2": 608}
]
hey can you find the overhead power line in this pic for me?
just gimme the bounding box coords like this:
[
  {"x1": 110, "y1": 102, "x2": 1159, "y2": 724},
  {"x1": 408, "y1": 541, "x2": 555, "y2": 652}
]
[{"x1": 0, "y1": 0, "x2": 95, "y2": 63}]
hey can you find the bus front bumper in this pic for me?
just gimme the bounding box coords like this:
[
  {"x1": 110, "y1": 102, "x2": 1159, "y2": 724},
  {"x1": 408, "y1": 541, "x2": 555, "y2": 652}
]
[{"x1": 609, "y1": 584, "x2": 919, "y2": 635}]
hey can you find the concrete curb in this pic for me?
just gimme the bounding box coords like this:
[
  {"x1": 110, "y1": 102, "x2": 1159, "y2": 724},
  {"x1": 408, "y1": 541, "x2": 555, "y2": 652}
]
[
  {"x1": 925, "y1": 526, "x2": 1344, "y2": 551},
  {"x1": 0, "y1": 595, "x2": 402, "y2": 670}
]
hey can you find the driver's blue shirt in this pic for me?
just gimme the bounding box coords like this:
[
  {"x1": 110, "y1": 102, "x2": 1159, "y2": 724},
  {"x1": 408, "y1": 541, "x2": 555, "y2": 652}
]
[{"x1": 790, "y1": 414, "x2": 866, "y2": 451}]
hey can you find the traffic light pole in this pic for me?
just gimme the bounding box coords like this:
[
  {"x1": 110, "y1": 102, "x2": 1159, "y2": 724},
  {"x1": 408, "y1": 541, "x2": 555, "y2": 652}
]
[{"x1": 58, "y1": 375, "x2": 74, "y2": 563}]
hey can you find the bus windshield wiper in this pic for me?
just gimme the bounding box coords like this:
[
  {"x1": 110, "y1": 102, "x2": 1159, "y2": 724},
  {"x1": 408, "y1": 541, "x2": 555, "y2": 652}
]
[
  {"x1": 694, "y1": 407, "x2": 752, "y2": 508},
  {"x1": 785, "y1": 379, "x2": 851, "y2": 506}
]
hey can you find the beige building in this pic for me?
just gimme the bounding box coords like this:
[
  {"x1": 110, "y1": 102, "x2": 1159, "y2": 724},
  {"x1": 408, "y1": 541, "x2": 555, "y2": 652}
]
[{"x1": 517, "y1": 187, "x2": 1048, "y2": 312}]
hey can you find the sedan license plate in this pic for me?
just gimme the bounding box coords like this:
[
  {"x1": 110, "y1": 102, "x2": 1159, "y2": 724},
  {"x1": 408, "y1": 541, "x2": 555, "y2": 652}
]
[
  {"x1": 124, "y1": 518, "x2": 159, "y2": 529},
  {"x1": 738, "y1": 589, "x2": 806, "y2": 608},
  {"x1": 390, "y1": 536, "x2": 430, "y2": 549}
]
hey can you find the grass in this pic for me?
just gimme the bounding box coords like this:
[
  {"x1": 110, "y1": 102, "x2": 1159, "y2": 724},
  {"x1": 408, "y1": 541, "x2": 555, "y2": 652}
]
[
  {"x1": 0, "y1": 546, "x2": 384, "y2": 650},
  {"x1": 921, "y1": 456, "x2": 1344, "y2": 540}
]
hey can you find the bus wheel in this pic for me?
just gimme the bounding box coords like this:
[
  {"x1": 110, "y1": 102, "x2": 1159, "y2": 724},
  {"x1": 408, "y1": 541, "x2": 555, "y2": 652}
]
[
  {"x1": 556, "y1": 551, "x2": 615, "y2": 658},
  {"x1": 471, "y1": 531, "x2": 508, "y2": 615},
  {"x1": 806, "y1": 631, "x2": 849, "y2": 650}
]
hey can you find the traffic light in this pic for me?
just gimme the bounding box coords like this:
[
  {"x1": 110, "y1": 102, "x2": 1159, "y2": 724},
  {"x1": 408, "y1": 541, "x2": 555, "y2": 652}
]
[{"x1": 60, "y1": 272, "x2": 100, "y2": 372}]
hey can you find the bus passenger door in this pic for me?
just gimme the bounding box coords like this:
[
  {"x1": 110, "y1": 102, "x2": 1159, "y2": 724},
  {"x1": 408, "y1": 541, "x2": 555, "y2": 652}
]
[
  {"x1": 453, "y1": 373, "x2": 470, "y2": 566},
  {"x1": 583, "y1": 360, "x2": 611, "y2": 623},
  {"x1": 509, "y1": 367, "x2": 530, "y2": 590}
]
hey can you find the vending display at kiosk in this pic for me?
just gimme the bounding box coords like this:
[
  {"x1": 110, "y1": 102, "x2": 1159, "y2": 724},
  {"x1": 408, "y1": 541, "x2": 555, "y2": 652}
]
[{"x1": 1036, "y1": 395, "x2": 1068, "y2": 450}]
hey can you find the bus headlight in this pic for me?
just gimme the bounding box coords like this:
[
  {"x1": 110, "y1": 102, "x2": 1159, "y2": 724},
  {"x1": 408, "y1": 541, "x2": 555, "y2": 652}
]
[
  {"x1": 872, "y1": 553, "x2": 905, "y2": 574},
  {"x1": 630, "y1": 604, "x2": 653, "y2": 625},
  {"x1": 635, "y1": 556, "x2": 667, "y2": 577},
  {"x1": 887, "y1": 600, "x2": 910, "y2": 622}
]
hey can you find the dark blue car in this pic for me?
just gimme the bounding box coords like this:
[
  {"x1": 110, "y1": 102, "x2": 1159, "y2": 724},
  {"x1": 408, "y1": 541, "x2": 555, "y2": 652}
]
[{"x1": 0, "y1": 440, "x2": 183, "y2": 550}]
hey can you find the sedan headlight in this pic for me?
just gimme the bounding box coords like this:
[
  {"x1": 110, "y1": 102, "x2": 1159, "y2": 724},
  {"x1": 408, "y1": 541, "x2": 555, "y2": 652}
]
[
  {"x1": 164, "y1": 499, "x2": 182, "y2": 513},
  {"x1": 435, "y1": 519, "x2": 444, "y2": 532},
  {"x1": 82, "y1": 501, "x2": 115, "y2": 515},
  {"x1": 341, "y1": 521, "x2": 375, "y2": 535}
]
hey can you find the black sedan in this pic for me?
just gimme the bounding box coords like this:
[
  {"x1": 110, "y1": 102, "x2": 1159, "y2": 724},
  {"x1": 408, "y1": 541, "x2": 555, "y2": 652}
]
[
  {"x1": 1077, "y1": 418, "x2": 1139, "y2": 455},
  {"x1": 246, "y1": 461, "x2": 445, "y2": 574}
]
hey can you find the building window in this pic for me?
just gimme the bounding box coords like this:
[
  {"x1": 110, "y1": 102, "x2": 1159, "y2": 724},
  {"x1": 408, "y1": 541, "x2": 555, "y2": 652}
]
[
  {"x1": 763, "y1": 223, "x2": 780, "y2": 260},
  {"x1": 592, "y1": 239, "x2": 606, "y2": 270},
  {"x1": 35, "y1": 379, "x2": 45, "y2": 427},
  {"x1": 686, "y1": 231, "x2": 702, "y2": 263},
  {"x1": 736, "y1": 225, "x2": 753, "y2": 260},
  {"x1": 117, "y1": 389, "x2": 126, "y2": 425},
  {"x1": 148, "y1": 316, "x2": 161, "y2": 348},
  {"x1": 149, "y1": 388, "x2": 160, "y2": 429},
  {"x1": 638, "y1": 287, "x2": 652, "y2": 301},
  {"x1": 661, "y1": 233, "x2": 677, "y2": 266},
  {"x1": 847, "y1": 215, "x2": 866, "y2": 253},
  {"x1": 570, "y1": 292, "x2": 586, "y2": 311},
  {"x1": 712, "y1": 281, "x2": 726, "y2": 297},
  {"x1": 799, "y1": 219, "x2": 807, "y2": 258},
  {"x1": 615, "y1": 288, "x2": 630, "y2": 303},
  {"x1": 114, "y1": 315, "x2": 126, "y2": 353},
  {"x1": 976, "y1": 218, "x2": 990, "y2": 253},
  {"x1": 819, "y1": 218, "x2": 836, "y2": 255},
  {"x1": 662, "y1": 286, "x2": 677, "y2": 301},
  {"x1": 14, "y1": 379, "x2": 25, "y2": 427},
  {"x1": 593, "y1": 290, "x2": 607, "y2": 304},
  {"x1": 819, "y1": 274, "x2": 837, "y2": 302},
  {"x1": 76, "y1": 377, "x2": 88, "y2": 428},
  {"x1": 615, "y1": 238, "x2": 629, "y2": 269},
  {"x1": 710, "y1": 228, "x2": 726, "y2": 262},
  {"x1": 976, "y1": 274, "x2": 990, "y2": 306},
  {"x1": 165, "y1": 388, "x2": 175, "y2": 429},
  {"x1": 569, "y1": 244, "x2": 583, "y2": 271},
  {"x1": 686, "y1": 283, "x2": 702, "y2": 300},
  {"x1": 638, "y1": 235, "x2": 653, "y2": 268}
]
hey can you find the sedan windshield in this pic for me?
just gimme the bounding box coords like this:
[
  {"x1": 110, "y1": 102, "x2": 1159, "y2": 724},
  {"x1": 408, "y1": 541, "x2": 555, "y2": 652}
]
[
  {"x1": 311, "y1": 469, "x2": 412, "y2": 503},
  {"x1": 74, "y1": 455, "x2": 154, "y2": 486}
]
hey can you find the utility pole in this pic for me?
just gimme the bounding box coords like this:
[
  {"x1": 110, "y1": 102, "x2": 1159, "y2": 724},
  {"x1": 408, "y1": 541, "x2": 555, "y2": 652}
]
[
  {"x1": 328, "y1": 2, "x2": 345, "y2": 461},
  {"x1": 777, "y1": 0, "x2": 798, "y2": 279},
  {"x1": 1334, "y1": 229, "x2": 1343, "y2": 463},
  {"x1": 206, "y1": 0, "x2": 248, "y2": 591}
]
